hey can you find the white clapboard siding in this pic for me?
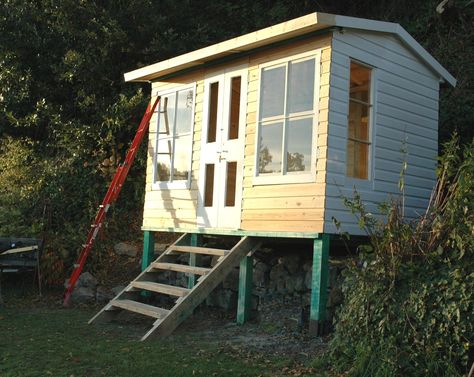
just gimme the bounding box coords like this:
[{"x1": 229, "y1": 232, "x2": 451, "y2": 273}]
[{"x1": 324, "y1": 29, "x2": 440, "y2": 235}]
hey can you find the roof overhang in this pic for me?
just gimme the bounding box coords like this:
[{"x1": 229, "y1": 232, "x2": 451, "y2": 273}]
[{"x1": 124, "y1": 12, "x2": 456, "y2": 87}]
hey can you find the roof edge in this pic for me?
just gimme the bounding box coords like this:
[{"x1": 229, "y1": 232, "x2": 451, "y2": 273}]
[
  {"x1": 124, "y1": 12, "x2": 456, "y2": 87},
  {"x1": 124, "y1": 12, "x2": 328, "y2": 82},
  {"x1": 318, "y1": 13, "x2": 456, "y2": 87}
]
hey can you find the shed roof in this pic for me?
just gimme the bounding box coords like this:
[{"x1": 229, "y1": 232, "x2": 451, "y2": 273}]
[{"x1": 124, "y1": 12, "x2": 456, "y2": 87}]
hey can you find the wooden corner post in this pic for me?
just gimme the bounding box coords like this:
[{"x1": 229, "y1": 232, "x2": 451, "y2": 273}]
[
  {"x1": 309, "y1": 234, "x2": 330, "y2": 335},
  {"x1": 237, "y1": 254, "x2": 253, "y2": 324},
  {"x1": 141, "y1": 231, "x2": 155, "y2": 271}
]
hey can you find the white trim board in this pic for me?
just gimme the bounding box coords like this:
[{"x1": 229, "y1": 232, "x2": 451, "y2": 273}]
[{"x1": 124, "y1": 12, "x2": 455, "y2": 87}]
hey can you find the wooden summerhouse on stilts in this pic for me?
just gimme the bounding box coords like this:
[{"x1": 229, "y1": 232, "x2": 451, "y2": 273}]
[{"x1": 90, "y1": 13, "x2": 455, "y2": 340}]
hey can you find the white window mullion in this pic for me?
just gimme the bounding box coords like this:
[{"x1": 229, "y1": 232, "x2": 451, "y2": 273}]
[
  {"x1": 169, "y1": 94, "x2": 178, "y2": 182},
  {"x1": 281, "y1": 62, "x2": 289, "y2": 175}
]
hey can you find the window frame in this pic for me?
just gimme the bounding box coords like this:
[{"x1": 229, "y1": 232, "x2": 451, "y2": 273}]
[
  {"x1": 345, "y1": 59, "x2": 376, "y2": 186},
  {"x1": 151, "y1": 83, "x2": 196, "y2": 190},
  {"x1": 253, "y1": 50, "x2": 321, "y2": 186}
]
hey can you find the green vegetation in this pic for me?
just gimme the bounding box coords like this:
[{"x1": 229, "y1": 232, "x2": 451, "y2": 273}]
[
  {"x1": 324, "y1": 137, "x2": 474, "y2": 376},
  {"x1": 0, "y1": 0, "x2": 473, "y2": 280},
  {"x1": 0, "y1": 2, "x2": 473, "y2": 375},
  {"x1": 0, "y1": 307, "x2": 285, "y2": 377}
]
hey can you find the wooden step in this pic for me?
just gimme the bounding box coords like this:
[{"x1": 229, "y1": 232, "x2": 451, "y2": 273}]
[
  {"x1": 171, "y1": 245, "x2": 228, "y2": 256},
  {"x1": 130, "y1": 281, "x2": 190, "y2": 297},
  {"x1": 151, "y1": 262, "x2": 211, "y2": 276},
  {"x1": 110, "y1": 299, "x2": 169, "y2": 319},
  {"x1": 141, "y1": 236, "x2": 261, "y2": 340}
]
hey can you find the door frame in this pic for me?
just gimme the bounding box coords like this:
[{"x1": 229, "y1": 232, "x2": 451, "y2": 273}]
[{"x1": 197, "y1": 63, "x2": 248, "y2": 229}]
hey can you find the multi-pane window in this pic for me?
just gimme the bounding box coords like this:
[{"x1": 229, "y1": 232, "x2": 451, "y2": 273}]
[
  {"x1": 257, "y1": 55, "x2": 318, "y2": 178},
  {"x1": 154, "y1": 86, "x2": 195, "y2": 185},
  {"x1": 347, "y1": 61, "x2": 372, "y2": 180}
]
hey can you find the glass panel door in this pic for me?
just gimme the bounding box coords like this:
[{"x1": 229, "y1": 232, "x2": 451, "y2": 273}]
[{"x1": 198, "y1": 65, "x2": 247, "y2": 228}]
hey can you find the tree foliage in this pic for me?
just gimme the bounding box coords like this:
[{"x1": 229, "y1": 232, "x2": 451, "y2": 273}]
[{"x1": 0, "y1": 0, "x2": 472, "y2": 280}]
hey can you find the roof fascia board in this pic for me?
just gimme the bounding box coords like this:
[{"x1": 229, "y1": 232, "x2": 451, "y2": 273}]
[
  {"x1": 150, "y1": 27, "x2": 336, "y2": 83},
  {"x1": 319, "y1": 13, "x2": 456, "y2": 86},
  {"x1": 124, "y1": 12, "x2": 455, "y2": 87},
  {"x1": 124, "y1": 12, "x2": 327, "y2": 82}
]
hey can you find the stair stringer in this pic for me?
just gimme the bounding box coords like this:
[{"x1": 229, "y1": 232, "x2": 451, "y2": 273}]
[
  {"x1": 88, "y1": 233, "x2": 189, "y2": 325},
  {"x1": 141, "y1": 236, "x2": 260, "y2": 340}
]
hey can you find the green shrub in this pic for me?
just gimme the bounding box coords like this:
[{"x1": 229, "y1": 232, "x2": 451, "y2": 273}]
[{"x1": 327, "y1": 136, "x2": 474, "y2": 376}]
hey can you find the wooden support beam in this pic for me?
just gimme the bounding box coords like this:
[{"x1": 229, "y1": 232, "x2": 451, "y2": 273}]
[
  {"x1": 237, "y1": 255, "x2": 253, "y2": 325},
  {"x1": 309, "y1": 234, "x2": 330, "y2": 336},
  {"x1": 142, "y1": 237, "x2": 260, "y2": 340},
  {"x1": 141, "y1": 231, "x2": 155, "y2": 272},
  {"x1": 188, "y1": 234, "x2": 202, "y2": 289}
]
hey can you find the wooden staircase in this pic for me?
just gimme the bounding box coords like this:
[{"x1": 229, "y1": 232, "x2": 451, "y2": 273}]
[{"x1": 89, "y1": 234, "x2": 260, "y2": 341}]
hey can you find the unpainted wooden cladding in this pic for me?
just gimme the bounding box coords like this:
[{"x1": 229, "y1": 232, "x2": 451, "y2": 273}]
[
  {"x1": 143, "y1": 36, "x2": 332, "y2": 233},
  {"x1": 241, "y1": 36, "x2": 332, "y2": 233}
]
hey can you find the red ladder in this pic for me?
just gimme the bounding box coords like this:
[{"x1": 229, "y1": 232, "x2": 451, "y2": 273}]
[{"x1": 63, "y1": 96, "x2": 160, "y2": 306}]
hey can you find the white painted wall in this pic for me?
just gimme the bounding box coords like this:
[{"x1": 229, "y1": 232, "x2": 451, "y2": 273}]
[{"x1": 324, "y1": 29, "x2": 440, "y2": 235}]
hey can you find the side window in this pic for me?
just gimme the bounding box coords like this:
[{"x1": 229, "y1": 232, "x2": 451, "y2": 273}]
[
  {"x1": 346, "y1": 61, "x2": 372, "y2": 180},
  {"x1": 256, "y1": 55, "x2": 318, "y2": 180},
  {"x1": 154, "y1": 86, "x2": 195, "y2": 187}
]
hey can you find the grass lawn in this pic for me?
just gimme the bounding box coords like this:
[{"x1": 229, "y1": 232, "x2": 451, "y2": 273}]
[{"x1": 0, "y1": 306, "x2": 322, "y2": 377}]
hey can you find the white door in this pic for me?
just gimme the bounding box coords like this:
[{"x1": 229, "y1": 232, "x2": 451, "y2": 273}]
[{"x1": 197, "y1": 65, "x2": 247, "y2": 229}]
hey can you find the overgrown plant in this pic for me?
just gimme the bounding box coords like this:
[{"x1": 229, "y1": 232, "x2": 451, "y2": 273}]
[{"x1": 327, "y1": 136, "x2": 473, "y2": 376}]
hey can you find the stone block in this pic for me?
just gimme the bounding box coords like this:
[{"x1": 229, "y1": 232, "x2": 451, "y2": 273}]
[
  {"x1": 154, "y1": 243, "x2": 169, "y2": 254},
  {"x1": 96, "y1": 286, "x2": 113, "y2": 303},
  {"x1": 222, "y1": 267, "x2": 239, "y2": 291},
  {"x1": 206, "y1": 288, "x2": 237, "y2": 311},
  {"x1": 71, "y1": 286, "x2": 95, "y2": 304},
  {"x1": 76, "y1": 272, "x2": 98, "y2": 289},
  {"x1": 304, "y1": 268, "x2": 313, "y2": 290},
  {"x1": 114, "y1": 242, "x2": 139, "y2": 257},
  {"x1": 111, "y1": 285, "x2": 126, "y2": 296}
]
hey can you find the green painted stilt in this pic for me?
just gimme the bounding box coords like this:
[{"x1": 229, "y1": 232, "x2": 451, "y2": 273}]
[
  {"x1": 237, "y1": 255, "x2": 253, "y2": 324},
  {"x1": 309, "y1": 234, "x2": 330, "y2": 335},
  {"x1": 141, "y1": 231, "x2": 155, "y2": 297},
  {"x1": 141, "y1": 231, "x2": 155, "y2": 271}
]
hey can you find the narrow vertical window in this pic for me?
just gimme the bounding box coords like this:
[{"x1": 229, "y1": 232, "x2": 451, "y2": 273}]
[
  {"x1": 204, "y1": 164, "x2": 215, "y2": 207},
  {"x1": 347, "y1": 61, "x2": 372, "y2": 180},
  {"x1": 207, "y1": 82, "x2": 219, "y2": 143},
  {"x1": 225, "y1": 161, "x2": 237, "y2": 207},
  {"x1": 228, "y1": 76, "x2": 241, "y2": 140}
]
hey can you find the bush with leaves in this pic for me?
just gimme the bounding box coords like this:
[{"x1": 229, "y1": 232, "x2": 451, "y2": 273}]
[{"x1": 326, "y1": 136, "x2": 474, "y2": 376}]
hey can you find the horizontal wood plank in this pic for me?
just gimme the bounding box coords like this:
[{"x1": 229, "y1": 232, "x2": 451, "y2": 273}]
[
  {"x1": 130, "y1": 282, "x2": 190, "y2": 297},
  {"x1": 110, "y1": 299, "x2": 169, "y2": 319},
  {"x1": 171, "y1": 245, "x2": 228, "y2": 256},
  {"x1": 151, "y1": 262, "x2": 211, "y2": 276}
]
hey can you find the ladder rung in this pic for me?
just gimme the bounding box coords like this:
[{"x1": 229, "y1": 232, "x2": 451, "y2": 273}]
[
  {"x1": 171, "y1": 245, "x2": 229, "y2": 256},
  {"x1": 151, "y1": 262, "x2": 211, "y2": 276},
  {"x1": 130, "y1": 281, "x2": 190, "y2": 297},
  {"x1": 110, "y1": 299, "x2": 169, "y2": 319}
]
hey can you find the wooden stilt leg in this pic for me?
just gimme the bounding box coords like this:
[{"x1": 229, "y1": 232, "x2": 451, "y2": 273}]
[
  {"x1": 237, "y1": 255, "x2": 253, "y2": 324},
  {"x1": 141, "y1": 231, "x2": 155, "y2": 298},
  {"x1": 309, "y1": 234, "x2": 330, "y2": 335},
  {"x1": 141, "y1": 231, "x2": 155, "y2": 272},
  {"x1": 188, "y1": 234, "x2": 201, "y2": 289}
]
